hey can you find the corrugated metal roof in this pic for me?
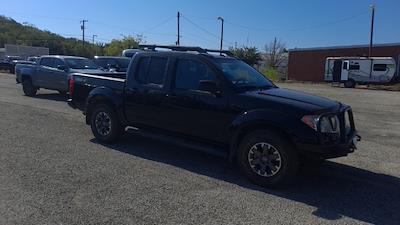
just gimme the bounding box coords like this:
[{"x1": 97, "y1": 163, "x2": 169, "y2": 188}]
[{"x1": 289, "y1": 43, "x2": 400, "y2": 52}]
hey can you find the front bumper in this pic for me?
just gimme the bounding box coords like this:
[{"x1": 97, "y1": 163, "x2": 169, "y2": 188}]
[
  {"x1": 297, "y1": 105, "x2": 361, "y2": 159},
  {"x1": 297, "y1": 132, "x2": 361, "y2": 159}
]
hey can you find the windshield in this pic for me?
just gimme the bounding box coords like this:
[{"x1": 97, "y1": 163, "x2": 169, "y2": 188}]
[
  {"x1": 116, "y1": 58, "x2": 130, "y2": 68},
  {"x1": 215, "y1": 59, "x2": 275, "y2": 89},
  {"x1": 95, "y1": 58, "x2": 130, "y2": 69},
  {"x1": 65, "y1": 58, "x2": 99, "y2": 69}
]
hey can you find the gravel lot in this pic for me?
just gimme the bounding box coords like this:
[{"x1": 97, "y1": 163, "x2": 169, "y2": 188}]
[{"x1": 0, "y1": 72, "x2": 399, "y2": 225}]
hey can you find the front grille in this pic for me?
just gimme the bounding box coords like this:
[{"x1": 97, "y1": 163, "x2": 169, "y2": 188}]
[
  {"x1": 339, "y1": 108, "x2": 355, "y2": 143},
  {"x1": 318, "y1": 107, "x2": 355, "y2": 144}
]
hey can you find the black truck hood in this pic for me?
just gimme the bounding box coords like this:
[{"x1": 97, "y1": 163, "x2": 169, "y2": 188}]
[{"x1": 243, "y1": 87, "x2": 340, "y2": 112}]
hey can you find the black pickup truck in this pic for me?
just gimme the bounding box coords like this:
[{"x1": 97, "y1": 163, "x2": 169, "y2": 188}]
[{"x1": 68, "y1": 45, "x2": 360, "y2": 187}]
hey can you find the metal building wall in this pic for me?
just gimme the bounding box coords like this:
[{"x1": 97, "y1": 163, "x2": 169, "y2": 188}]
[{"x1": 4, "y1": 44, "x2": 49, "y2": 59}]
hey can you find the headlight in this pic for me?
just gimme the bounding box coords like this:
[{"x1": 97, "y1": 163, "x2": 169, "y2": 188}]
[
  {"x1": 301, "y1": 115, "x2": 319, "y2": 131},
  {"x1": 302, "y1": 115, "x2": 340, "y2": 134}
]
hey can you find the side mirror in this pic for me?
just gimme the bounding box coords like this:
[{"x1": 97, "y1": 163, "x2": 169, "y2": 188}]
[
  {"x1": 198, "y1": 80, "x2": 221, "y2": 96},
  {"x1": 57, "y1": 65, "x2": 67, "y2": 71}
]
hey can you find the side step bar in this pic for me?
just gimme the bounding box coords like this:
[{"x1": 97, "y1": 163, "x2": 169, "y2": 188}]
[{"x1": 125, "y1": 126, "x2": 228, "y2": 159}]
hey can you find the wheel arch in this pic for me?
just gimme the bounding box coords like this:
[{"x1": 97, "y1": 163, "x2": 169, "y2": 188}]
[
  {"x1": 228, "y1": 110, "x2": 298, "y2": 162},
  {"x1": 21, "y1": 74, "x2": 32, "y2": 83},
  {"x1": 85, "y1": 87, "x2": 124, "y2": 125}
]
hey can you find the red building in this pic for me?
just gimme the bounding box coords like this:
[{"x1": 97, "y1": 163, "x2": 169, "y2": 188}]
[{"x1": 288, "y1": 43, "x2": 400, "y2": 82}]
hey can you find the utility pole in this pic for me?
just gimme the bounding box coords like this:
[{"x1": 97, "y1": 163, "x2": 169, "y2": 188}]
[
  {"x1": 92, "y1": 34, "x2": 97, "y2": 45},
  {"x1": 218, "y1": 17, "x2": 224, "y2": 52},
  {"x1": 369, "y1": 4, "x2": 375, "y2": 58},
  {"x1": 80, "y1": 20, "x2": 88, "y2": 48},
  {"x1": 177, "y1": 12, "x2": 180, "y2": 46},
  {"x1": 92, "y1": 34, "x2": 98, "y2": 56}
]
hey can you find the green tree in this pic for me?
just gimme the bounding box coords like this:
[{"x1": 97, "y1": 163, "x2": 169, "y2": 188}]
[
  {"x1": 0, "y1": 16, "x2": 128, "y2": 58},
  {"x1": 229, "y1": 46, "x2": 262, "y2": 67},
  {"x1": 104, "y1": 35, "x2": 143, "y2": 56}
]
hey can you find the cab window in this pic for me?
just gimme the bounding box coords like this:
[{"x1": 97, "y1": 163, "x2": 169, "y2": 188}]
[
  {"x1": 53, "y1": 58, "x2": 66, "y2": 69},
  {"x1": 40, "y1": 58, "x2": 54, "y2": 67}
]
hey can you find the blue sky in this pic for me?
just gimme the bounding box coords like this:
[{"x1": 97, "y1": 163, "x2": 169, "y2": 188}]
[{"x1": 0, "y1": 0, "x2": 399, "y2": 51}]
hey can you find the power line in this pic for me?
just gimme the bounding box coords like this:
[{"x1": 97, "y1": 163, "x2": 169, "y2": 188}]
[
  {"x1": 1, "y1": 10, "x2": 175, "y2": 40},
  {"x1": 147, "y1": 15, "x2": 175, "y2": 32},
  {"x1": 0, "y1": 10, "x2": 77, "y2": 21},
  {"x1": 182, "y1": 15, "x2": 219, "y2": 39},
  {"x1": 225, "y1": 10, "x2": 369, "y2": 32},
  {"x1": 181, "y1": 15, "x2": 235, "y2": 46}
]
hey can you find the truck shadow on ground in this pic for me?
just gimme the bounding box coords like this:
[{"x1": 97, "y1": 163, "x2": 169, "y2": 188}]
[
  {"x1": 32, "y1": 93, "x2": 67, "y2": 102},
  {"x1": 92, "y1": 134, "x2": 400, "y2": 225}
]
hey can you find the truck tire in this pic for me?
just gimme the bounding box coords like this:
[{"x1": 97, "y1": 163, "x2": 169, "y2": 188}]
[
  {"x1": 90, "y1": 104, "x2": 122, "y2": 143},
  {"x1": 237, "y1": 130, "x2": 299, "y2": 188},
  {"x1": 344, "y1": 79, "x2": 356, "y2": 88},
  {"x1": 22, "y1": 79, "x2": 37, "y2": 97}
]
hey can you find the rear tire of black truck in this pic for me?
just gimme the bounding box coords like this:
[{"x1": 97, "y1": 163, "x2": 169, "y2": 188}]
[
  {"x1": 22, "y1": 79, "x2": 37, "y2": 97},
  {"x1": 237, "y1": 130, "x2": 299, "y2": 188},
  {"x1": 90, "y1": 104, "x2": 122, "y2": 143}
]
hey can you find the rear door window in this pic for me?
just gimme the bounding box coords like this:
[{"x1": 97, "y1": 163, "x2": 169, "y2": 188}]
[
  {"x1": 135, "y1": 57, "x2": 150, "y2": 83},
  {"x1": 147, "y1": 57, "x2": 168, "y2": 85},
  {"x1": 135, "y1": 56, "x2": 168, "y2": 86}
]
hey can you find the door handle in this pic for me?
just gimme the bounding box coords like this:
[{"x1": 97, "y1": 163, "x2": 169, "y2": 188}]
[{"x1": 165, "y1": 93, "x2": 177, "y2": 98}]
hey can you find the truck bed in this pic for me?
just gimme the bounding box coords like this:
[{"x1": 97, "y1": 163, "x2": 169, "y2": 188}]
[{"x1": 70, "y1": 73, "x2": 125, "y2": 111}]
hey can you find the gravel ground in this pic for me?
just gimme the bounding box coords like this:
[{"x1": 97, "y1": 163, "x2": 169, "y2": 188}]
[{"x1": 0, "y1": 72, "x2": 399, "y2": 225}]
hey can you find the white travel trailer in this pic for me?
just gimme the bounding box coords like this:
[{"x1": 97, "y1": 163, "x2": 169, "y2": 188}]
[{"x1": 324, "y1": 57, "x2": 397, "y2": 87}]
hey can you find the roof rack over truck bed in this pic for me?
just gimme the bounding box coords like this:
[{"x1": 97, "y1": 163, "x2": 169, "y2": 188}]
[{"x1": 138, "y1": 45, "x2": 233, "y2": 57}]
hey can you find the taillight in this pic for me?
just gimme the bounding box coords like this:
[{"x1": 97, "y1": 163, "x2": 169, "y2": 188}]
[{"x1": 69, "y1": 77, "x2": 74, "y2": 97}]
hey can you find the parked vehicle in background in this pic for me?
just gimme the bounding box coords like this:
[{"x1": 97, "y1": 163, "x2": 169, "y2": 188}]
[
  {"x1": 13, "y1": 60, "x2": 36, "y2": 77},
  {"x1": 16, "y1": 55, "x2": 105, "y2": 96},
  {"x1": 121, "y1": 48, "x2": 142, "y2": 57},
  {"x1": 68, "y1": 45, "x2": 360, "y2": 188},
  {"x1": 93, "y1": 56, "x2": 130, "y2": 72},
  {"x1": 324, "y1": 57, "x2": 397, "y2": 88},
  {"x1": 4, "y1": 55, "x2": 21, "y2": 62},
  {"x1": 0, "y1": 59, "x2": 10, "y2": 71},
  {"x1": 27, "y1": 56, "x2": 40, "y2": 64},
  {"x1": 0, "y1": 56, "x2": 21, "y2": 73}
]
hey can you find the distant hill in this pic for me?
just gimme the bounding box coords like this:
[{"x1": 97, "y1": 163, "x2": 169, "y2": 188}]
[{"x1": 0, "y1": 15, "x2": 98, "y2": 57}]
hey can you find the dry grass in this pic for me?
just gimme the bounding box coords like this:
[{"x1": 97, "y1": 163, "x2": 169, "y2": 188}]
[{"x1": 358, "y1": 83, "x2": 400, "y2": 91}]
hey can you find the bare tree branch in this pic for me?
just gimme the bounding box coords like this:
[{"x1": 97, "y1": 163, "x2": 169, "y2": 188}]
[{"x1": 264, "y1": 37, "x2": 287, "y2": 69}]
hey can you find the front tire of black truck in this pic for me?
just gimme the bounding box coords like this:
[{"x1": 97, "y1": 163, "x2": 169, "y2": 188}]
[
  {"x1": 90, "y1": 104, "x2": 122, "y2": 143},
  {"x1": 237, "y1": 130, "x2": 299, "y2": 188}
]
